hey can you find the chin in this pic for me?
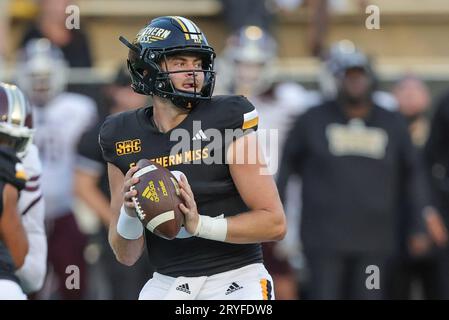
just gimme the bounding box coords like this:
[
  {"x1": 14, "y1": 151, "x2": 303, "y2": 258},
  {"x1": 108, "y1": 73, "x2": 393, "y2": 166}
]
[{"x1": 341, "y1": 91, "x2": 372, "y2": 105}]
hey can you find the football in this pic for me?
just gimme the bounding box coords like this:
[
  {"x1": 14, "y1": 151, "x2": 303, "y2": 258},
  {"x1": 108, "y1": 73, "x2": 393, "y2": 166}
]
[{"x1": 130, "y1": 159, "x2": 184, "y2": 240}]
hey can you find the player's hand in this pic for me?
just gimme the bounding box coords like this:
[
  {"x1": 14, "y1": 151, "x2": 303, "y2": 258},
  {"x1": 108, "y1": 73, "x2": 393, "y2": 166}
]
[
  {"x1": 424, "y1": 207, "x2": 449, "y2": 247},
  {"x1": 178, "y1": 174, "x2": 199, "y2": 235},
  {"x1": 408, "y1": 233, "x2": 431, "y2": 257},
  {"x1": 122, "y1": 165, "x2": 140, "y2": 217}
]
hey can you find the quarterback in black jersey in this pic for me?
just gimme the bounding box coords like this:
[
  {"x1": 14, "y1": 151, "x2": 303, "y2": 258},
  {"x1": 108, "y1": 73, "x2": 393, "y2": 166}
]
[{"x1": 99, "y1": 16, "x2": 286, "y2": 299}]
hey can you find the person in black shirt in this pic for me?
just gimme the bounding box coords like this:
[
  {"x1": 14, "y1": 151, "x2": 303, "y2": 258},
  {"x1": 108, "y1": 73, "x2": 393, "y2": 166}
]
[
  {"x1": 99, "y1": 16, "x2": 286, "y2": 300},
  {"x1": 278, "y1": 46, "x2": 428, "y2": 299},
  {"x1": 387, "y1": 75, "x2": 449, "y2": 299},
  {"x1": 424, "y1": 87, "x2": 449, "y2": 299}
]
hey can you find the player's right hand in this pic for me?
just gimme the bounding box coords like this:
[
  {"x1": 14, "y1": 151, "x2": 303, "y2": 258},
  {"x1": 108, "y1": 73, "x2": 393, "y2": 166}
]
[
  {"x1": 122, "y1": 165, "x2": 140, "y2": 217},
  {"x1": 425, "y1": 207, "x2": 449, "y2": 247}
]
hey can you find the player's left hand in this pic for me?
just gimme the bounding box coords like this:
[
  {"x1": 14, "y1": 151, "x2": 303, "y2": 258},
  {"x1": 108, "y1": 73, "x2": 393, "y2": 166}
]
[
  {"x1": 424, "y1": 207, "x2": 449, "y2": 247},
  {"x1": 408, "y1": 233, "x2": 431, "y2": 257},
  {"x1": 178, "y1": 174, "x2": 200, "y2": 235}
]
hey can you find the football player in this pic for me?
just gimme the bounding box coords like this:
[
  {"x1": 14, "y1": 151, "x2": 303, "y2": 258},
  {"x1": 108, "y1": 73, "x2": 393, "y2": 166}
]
[
  {"x1": 215, "y1": 25, "x2": 304, "y2": 299},
  {"x1": 100, "y1": 16, "x2": 286, "y2": 300},
  {"x1": 0, "y1": 83, "x2": 47, "y2": 297},
  {"x1": 16, "y1": 38, "x2": 97, "y2": 299},
  {"x1": 0, "y1": 151, "x2": 28, "y2": 299},
  {"x1": 0, "y1": 83, "x2": 36, "y2": 299}
]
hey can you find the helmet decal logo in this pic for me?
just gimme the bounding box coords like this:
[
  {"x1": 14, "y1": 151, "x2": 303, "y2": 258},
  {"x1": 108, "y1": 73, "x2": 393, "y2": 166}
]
[
  {"x1": 136, "y1": 27, "x2": 172, "y2": 44},
  {"x1": 192, "y1": 35, "x2": 203, "y2": 44}
]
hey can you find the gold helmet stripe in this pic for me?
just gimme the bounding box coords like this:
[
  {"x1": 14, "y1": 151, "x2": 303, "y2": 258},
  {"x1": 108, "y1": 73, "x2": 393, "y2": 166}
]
[
  {"x1": 177, "y1": 16, "x2": 201, "y2": 42},
  {"x1": 171, "y1": 16, "x2": 190, "y2": 40}
]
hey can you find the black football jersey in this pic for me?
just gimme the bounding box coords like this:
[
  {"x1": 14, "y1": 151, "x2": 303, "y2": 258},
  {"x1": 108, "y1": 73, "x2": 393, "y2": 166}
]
[
  {"x1": 0, "y1": 146, "x2": 26, "y2": 283},
  {"x1": 99, "y1": 95, "x2": 263, "y2": 277}
]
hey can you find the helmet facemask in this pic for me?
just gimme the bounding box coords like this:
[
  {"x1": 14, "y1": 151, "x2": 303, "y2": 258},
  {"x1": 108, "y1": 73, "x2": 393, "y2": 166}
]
[
  {"x1": 125, "y1": 42, "x2": 216, "y2": 110},
  {"x1": 153, "y1": 50, "x2": 215, "y2": 109},
  {"x1": 0, "y1": 123, "x2": 34, "y2": 157}
]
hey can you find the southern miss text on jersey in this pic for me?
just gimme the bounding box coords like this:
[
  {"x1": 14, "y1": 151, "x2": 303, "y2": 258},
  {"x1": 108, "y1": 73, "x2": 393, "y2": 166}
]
[{"x1": 99, "y1": 95, "x2": 261, "y2": 277}]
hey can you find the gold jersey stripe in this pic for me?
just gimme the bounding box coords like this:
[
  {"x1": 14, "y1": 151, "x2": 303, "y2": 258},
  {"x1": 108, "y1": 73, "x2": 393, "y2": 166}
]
[{"x1": 242, "y1": 116, "x2": 259, "y2": 130}]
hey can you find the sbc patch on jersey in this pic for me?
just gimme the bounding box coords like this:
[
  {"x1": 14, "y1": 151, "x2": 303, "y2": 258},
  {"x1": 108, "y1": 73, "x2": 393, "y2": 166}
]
[{"x1": 115, "y1": 139, "x2": 142, "y2": 156}]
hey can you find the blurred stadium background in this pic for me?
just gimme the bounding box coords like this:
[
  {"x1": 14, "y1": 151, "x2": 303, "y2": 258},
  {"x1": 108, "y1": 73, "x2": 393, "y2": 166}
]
[
  {"x1": 2, "y1": 0, "x2": 449, "y2": 300},
  {"x1": 4, "y1": 0, "x2": 449, "y2": 93}
]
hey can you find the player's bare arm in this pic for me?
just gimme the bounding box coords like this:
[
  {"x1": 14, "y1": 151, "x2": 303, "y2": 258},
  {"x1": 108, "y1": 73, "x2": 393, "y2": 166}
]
[
  {"x1": 107, "y1": 163, "x2": 144, "y2": 266},
  {"x1": 179, "y1": 132, "x2": 286, "y2": 244},
  {"x1": 0, "y1": 184, "x2": 28, "y2": 269}
]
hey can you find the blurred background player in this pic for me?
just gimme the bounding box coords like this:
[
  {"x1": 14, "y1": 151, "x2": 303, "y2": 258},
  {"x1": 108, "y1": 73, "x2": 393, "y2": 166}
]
[
  {"x1": 215, "y1": 25, "x2": 319, "y2": 299},
  {"x1": 394, "y1": 76, "x2": 432, "y2": 147},
  {"x1": 0, "y1": 82, "x2": 47, "y2": 296},
  {"x1": 0, "y1": 83, "x2": 30, "y2": 300},
  {"x1": 74, "y1": 66, "x2": 151, "y2": 299},
  {"x1": 423, "y1": 81, "x2": 449, "y2": 299},
  {"x1": 277, "y1": 43, "x2": 429, "y2": 299},
  {"x1": 16, "y1": 38, "x2": 97, "y2": 299},
  {"x1": 1, "y1": 82, "x2": 47, "y2": 296},
  {"x1": 388, "y1": 75, "x2": 449, "y2": 299}
]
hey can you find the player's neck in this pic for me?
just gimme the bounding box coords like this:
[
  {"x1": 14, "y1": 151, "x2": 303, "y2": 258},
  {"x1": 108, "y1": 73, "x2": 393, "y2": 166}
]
[{"x1": 152, "y1": 97, "x2": 188, "y2": 133}]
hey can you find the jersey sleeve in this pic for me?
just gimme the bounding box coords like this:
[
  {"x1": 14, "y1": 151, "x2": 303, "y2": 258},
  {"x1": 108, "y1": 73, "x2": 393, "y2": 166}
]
[
  {"x1": 77, "y1": 125, "x2": 105, "y2": 176},
  {"x1": 222, "y1": 95, "x2": 259, "y2": 136},
  {"x1": 98, "y1": 115, "x2": 117, "y2": 164}
]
